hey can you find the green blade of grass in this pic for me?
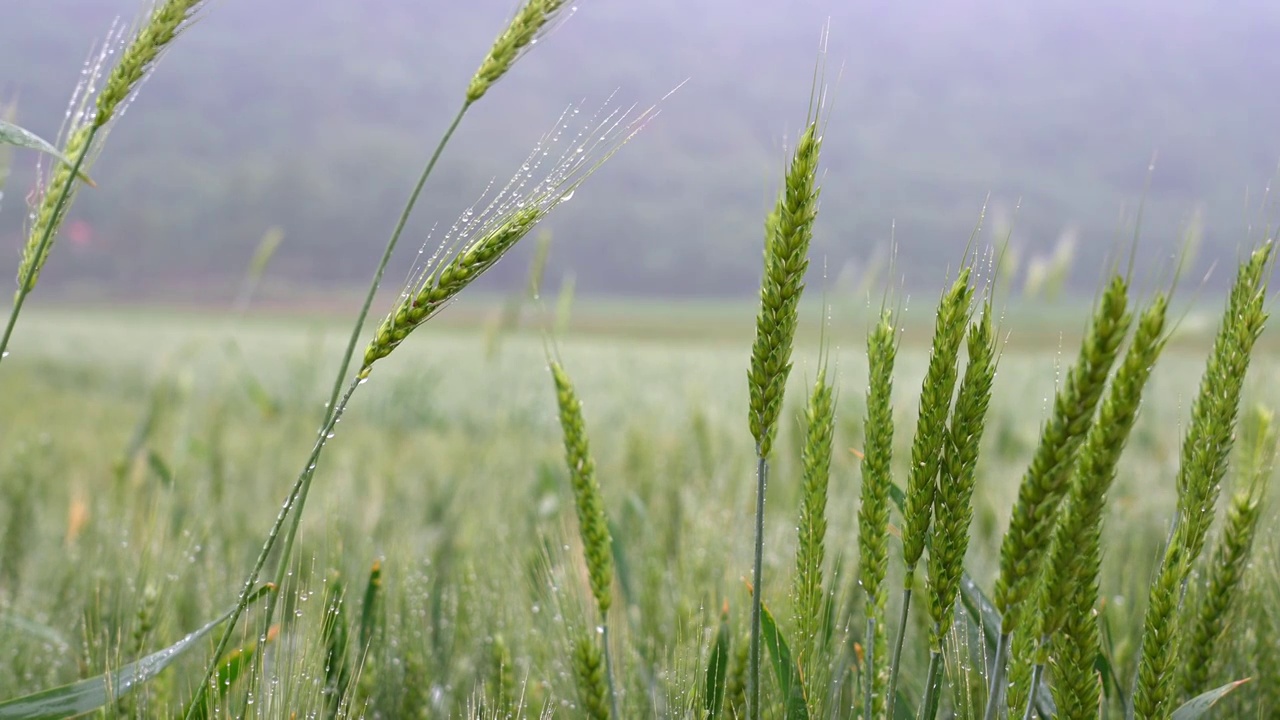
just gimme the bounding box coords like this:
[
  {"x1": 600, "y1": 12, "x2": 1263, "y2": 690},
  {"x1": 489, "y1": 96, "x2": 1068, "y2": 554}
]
[
  {"x1": 705, "y1": 606, "x2": 731, "y2": 720},
  {"x1": 358, "y1": 559, "x2": 383, "y2": 654},
  {"x1": 759, "y1": 600, "x2": 809, "y2": 720},
  {"x1": 0, "y1": 584, "x2": 273, "y2": 720},
  {"x1": 0, "y1": 119, "x2": 95, "y2": 186},
  {"x1": 181, "y1": 625, "x2": 278, "y2": 720},
  {"x1": 1170, "y1": 679, "x2": 1250, "y2": 719}
]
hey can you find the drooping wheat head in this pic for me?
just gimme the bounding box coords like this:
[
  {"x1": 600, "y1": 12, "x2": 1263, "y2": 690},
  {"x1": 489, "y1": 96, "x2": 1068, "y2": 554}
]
[
  {"x1": 362, "y1": 99, "x2": 654, "y2": 373},
  {"x1": 467, "y1": 0, "x2": 573, "y2": 105}
]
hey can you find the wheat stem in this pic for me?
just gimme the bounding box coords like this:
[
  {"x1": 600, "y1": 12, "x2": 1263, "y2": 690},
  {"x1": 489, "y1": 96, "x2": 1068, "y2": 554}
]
[
  {"x1": 748, "y1": 453, "x2": 767, "y2": 720},
  {"x1": 886, "y1": 585, "x2": 913, "y2": 720},
  {"x1": 184, "y1": 376, "x2": 362, "y2": 719},
  {"x1": 321, "y1": 105, "x2": 469, "y2": 419}
]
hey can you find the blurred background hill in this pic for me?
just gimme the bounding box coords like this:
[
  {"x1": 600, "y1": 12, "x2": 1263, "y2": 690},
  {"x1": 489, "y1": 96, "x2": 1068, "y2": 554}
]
[{"x1": 3, "y1": 0, "x2": 1278, "y2": 300}]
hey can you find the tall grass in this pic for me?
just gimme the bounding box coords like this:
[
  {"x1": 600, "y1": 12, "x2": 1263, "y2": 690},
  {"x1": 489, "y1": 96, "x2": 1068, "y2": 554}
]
[{"x1": 1, "y1": 3, "x2": 1278, "y2": 719}]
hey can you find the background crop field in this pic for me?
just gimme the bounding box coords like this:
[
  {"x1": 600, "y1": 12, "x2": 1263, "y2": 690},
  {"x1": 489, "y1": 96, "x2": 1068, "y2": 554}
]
[{"x1": 2, "y1": 299, "x2": 1277, "y2": 716}]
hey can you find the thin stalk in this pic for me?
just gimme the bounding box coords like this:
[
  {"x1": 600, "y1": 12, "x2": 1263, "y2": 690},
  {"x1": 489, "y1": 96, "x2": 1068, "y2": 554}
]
[
  {"x1": 238, "y1": 104, "x2": 473, "y2": 707},
  {"x1": 603, "y1": 622, "x2": 620, "y2": 720},
  {"x1": 982, "y1": 631, "x2": 1012, "y2": 720},
  {"x1": 183, "y1": 377, "x2": 362, "y2": 719},
  {"x1": 920, "y1": 648, "x2": 945, "y2": 720},
  {"x1": 0, "y1": 127, "x2": 98, "y2": 365},
  {"x1": 863, "y1": 617, "x2": 877, "y2": 720},
  {"x1": 321, "y1": 104, "x2": 470, "y2": 418},
  {"x1": 886, "y1": 582, "x2": 914, "y2": 720},
  {"x1": 1022, "y1": 660, "x2": 1045, "y2": 720},
  {"x1": 749, "y1": 453, "x2": 767, "y2": 720}
]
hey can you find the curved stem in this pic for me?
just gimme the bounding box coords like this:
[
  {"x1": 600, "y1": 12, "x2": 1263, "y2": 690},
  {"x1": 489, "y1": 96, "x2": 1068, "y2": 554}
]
[
  {"x1": 0, "y1": 127, "x2": 99, "y2": 367},
  {"x1": 184, "y1": 377, "x2": 362, "y2": 720},
  {"x1": 748, "y1": 453, "x2": 767, "y2": 720},
  {"x1": 886, "y1": 574, "x2": 915, "y2": 720},
  {"x1": 321, "y1": 103, "x2": 471, "y2": 418},
  {"x1": 982, "y1": 631, "x2": 1011, "y2": 720}
]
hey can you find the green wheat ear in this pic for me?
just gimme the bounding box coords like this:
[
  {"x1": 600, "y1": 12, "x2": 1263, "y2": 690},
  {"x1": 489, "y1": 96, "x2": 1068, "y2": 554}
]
[
  {"x1": 792, "y1": 364, "x2": 836, "y2": 670},
  {"x1": 747, "y1": 121, "x2": 823, "y2": 459},
  {"x1": 985, "y1": 273, "x2": 1130, "y2": 720},
  {"x1": 1178, "y1": 404, "x2": 1276, "y2": 699},
  {"x1": 549, "y1": 361, "x2": 614, "y2": 617},
  {"x1": 572, "y1": 631, "x2": 611, "y2": 720},
  {"x1": 1023, "y1": 292, "x2": 1168, "y2": 718},
  {"x1": 17, "y1": 0, "x2": 205, "y2": 298},
  {"x1": 745, "y1": 99, "x2": 824, "y2": 720},
  {"x1": 1134, "y1": 243, "x2": 1272, "y2": 720},
  {"x1": 993, "y1": 273, "x2": 1131, "y2": 627},
  {"x1": 927, "y1": 300, "x2": 997, "y2": 649},
  {"x1": 857, "y1": 309, "x2": 897, "y2": 720},
  {"x1": 467, "y1": 0, "x2": 571, "y2": 104},
  {"x1": 901, "y1": 268, "x2": 974, "y2": 575}
]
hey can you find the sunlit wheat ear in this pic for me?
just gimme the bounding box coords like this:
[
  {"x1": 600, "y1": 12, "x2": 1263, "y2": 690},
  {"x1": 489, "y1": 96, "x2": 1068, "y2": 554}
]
[
  {"x1": 857, "y1": 309, "x2": 897, "y2": 720},
  {"x1": 360, "y1": 96, "x2": 657, "y2": 373},
  {"x1": 468, "y1": 0, "x2": 574, "y2": 104},
  {"x1": 1134, "y1": 243, "x2": 1272, "y2": 720}
]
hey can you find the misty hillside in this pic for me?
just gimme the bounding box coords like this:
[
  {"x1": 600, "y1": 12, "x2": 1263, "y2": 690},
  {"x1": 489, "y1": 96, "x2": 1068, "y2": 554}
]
[{"x1": 3, "y1": 0, "x2": 1279, "y2": 297}]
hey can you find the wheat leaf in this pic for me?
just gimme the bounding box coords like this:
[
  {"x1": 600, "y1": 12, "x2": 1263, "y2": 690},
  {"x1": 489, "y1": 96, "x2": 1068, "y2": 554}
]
[
  {"x1": 0, "y1": 584, "x2": 272, "y2": 720},
  {"x1": 1170, "y1": 679, "x2": 1250, "y2": 719},
  {"x1": 759, "y1": 601, "x2": 809, "y2": 720},
  {"x1": 0, "y1": 119, "x2": 95, "y2": 186}
]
